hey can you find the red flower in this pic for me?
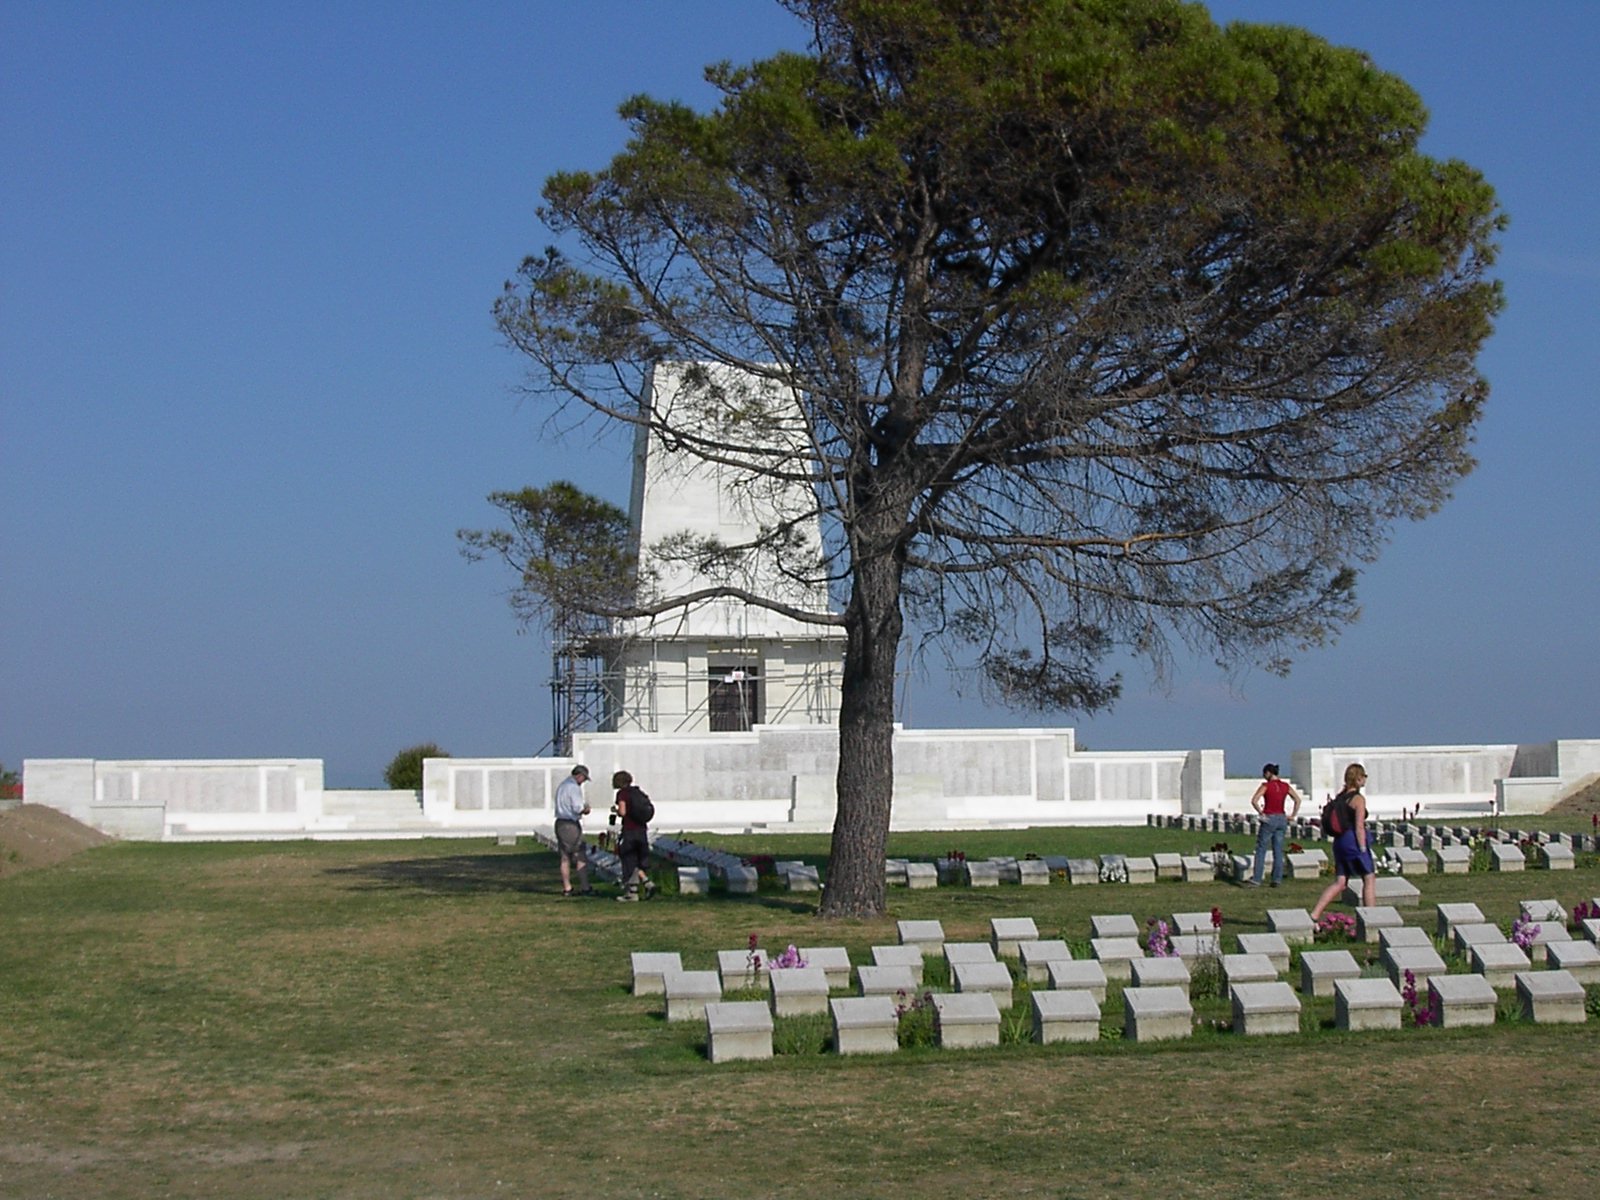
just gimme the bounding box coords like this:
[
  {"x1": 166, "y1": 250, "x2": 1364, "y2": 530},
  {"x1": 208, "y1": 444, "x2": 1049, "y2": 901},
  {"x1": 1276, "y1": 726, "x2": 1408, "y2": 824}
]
[{"x1": 1210, "y1": 907, "x2": 1223, "y2": 929}]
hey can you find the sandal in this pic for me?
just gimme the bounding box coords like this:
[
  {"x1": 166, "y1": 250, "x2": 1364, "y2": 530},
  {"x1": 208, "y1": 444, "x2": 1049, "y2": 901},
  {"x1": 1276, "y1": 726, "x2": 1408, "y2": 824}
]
[{"x1": 561, "y1": 888, "x2": 574, "y2": 898}]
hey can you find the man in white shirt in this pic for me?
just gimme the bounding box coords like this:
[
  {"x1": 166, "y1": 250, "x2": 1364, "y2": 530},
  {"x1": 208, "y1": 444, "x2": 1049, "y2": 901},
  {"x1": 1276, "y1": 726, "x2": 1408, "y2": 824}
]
[{"x1": 553, "y1": 764, "x2": 592, "y2": 896}]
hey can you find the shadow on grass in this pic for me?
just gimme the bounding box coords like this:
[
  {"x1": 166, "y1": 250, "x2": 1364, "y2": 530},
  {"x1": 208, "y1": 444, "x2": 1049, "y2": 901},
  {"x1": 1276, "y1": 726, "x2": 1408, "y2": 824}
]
[{"x1": 326, "y1": 852, "x2": 547, "y2": 895}]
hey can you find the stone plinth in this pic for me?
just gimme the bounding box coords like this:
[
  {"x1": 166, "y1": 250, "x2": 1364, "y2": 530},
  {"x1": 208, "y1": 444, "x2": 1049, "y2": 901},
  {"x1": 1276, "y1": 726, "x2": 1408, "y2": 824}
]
[
  {"x1": 871, "y1": 944, "x2": 925, "y2": 983},
  {"x1": 1131, "y1": 956, "x2": 1192, "y2": 994},
  {"x1": 831, "y1": 996, "x2": 899, "y2": 1055},
  {"x1": 664, "y1": 969, "x2": 722, "y2": 1022},
  {"x1": 953, "y1": 960, "x2": 1015, "y2": 1010},
  {"x1": 1066, "y1": 858, "x2": 1099, "y2": 885},
  {"x1": 857, "y1": 964, "x2": 919, "y2": 997},
  {"x1": 799, "y1": 946, "x2": 853, "y2": 989},
  {"x1": 1153, "y1": 853, "x2": 1184, "y2": 880},
  {"x1": 1525, "y1": 924, "x2": 1572, "y2": 966},
  {"x1": 932, "y1": 992, "x2": 1002, "y2": 1048},
  {"x1": 1545, "y1": 939, "x2": 1600, "y2": 984},
  {"x1": 1172, "y1": 911, "x2": 1217, "y2": 936},
  {"x1": 705, "y1": 1001, "x2": 774, "y2": 1063},
  {"x1": 1355, "y1": 906, "x2": 1405, "y2": 943},
  {"x1": 1334, "y1": 977, "x2": 1402, "y2": 1031},
  {"x1": 1433, "y1": 846, "x2": 1470, "y2": 874},
  {"x1": 631, "y1": 951, "x2": 684, "y2": 996},
  {"x1": 1123, "y1": 856, "x2": 1157, "y2": 885},
  {"x1": 1018, "y1": 939, "x2": 1073, "y2": 985},
  {"x1": 1490, "y1": 842, "x2": 1525, "y2": 872},
  {"x1": 1017, "y1": 859, "x2": 1051, "y2": 886},
  {"x1": 1090, "y1": 937, "x2": 1144, "y2": 981},
  {"x1": 1436, "y1": 903, "x2": 1485, "y2": 942},
  {"x1": 1123, "y1": 985, "x2": 1193, "y2": 1042},
  {"x1": 1516, "y1": 970, "x2": 1587, "y2": 1024},
  {"x1": 990, "y1": 917, "x2": 1040, "y2": 959},
  {"x1": 1286, "y1": 852, "x2": 1323, "y2": 881},
  {"x1": 1231, "y1": 981, "x2": 1302, "y2": 1036},
  {"x1": 1031, "y1": 989, "x2": 1101, "y2": 1043},
  {"x1": 944, "y1": 941, "x2": 997, "y2": 968},
  {"x1": 1428, "y1": 974, "x2": 1497, "y2": 1028},
  {"x1": 1047, "y1": 959, "x2": 1108, "y2": 1003},
  {"x1": 1454, "y1": 923, "x2": 1507, "y2": 956},
  {"x1": 1180, "y1": 856, "x2": 1213, "y2": 882},
  {"x1": 1267, "y1": 909, "x2": 1316, "y2": 945},
  {"x1": 904, "y1": 862, "x2": 938, "y2": 889},
  {"x1": 1346, "y1": 878, "x2": 1420, "y2": 908},
  {"x1": 1520, "y1": 899, "x2": 1568, "y2": 924},
  {"x1": 897, "y1": 919, "x2": 945, "y2": 957},
  {"x1": 1222, "y1": 953, "x2": 1280, "y2": 991},
  {"x1": 1382, "y1": 945, "x2": 1448, "y2": 990},
  {"x1": 1090, "y1": 913, "x2": 1140, "y2": 940},
  {"x1": 717, "y1": 948, "x2": 768, "y2": 991},
  {"x1": 1235, "y1": 933, "x2": 1291, "y2": 973},
  {"x1": 1300, "y1": 950, "x2": 1361, "y2": 998},
  {"x1": 1539, "y1": 843, "x2": 1576, "y2": 870},
  {"x1": 1170, "y1": 933, "x2": 1221, "y2": 960},
  {"x1": 1391, "y1": 848, "x2": 1430, "y2": 875},
  {"x1": 1469, "y1": 942, "x2": 1530, "y2": 988},
  {"x1": 965, "y1": 860, "x2": 1001, "y2": 887},
  {"x1": 725, "y1": 865, "x2": 759, "y2": 894},
  {"x1": 1378, "y1": 926, "x2": 1432, "y2": 952},
  {"x1": 768, "y1": 966, "x2": 830, "y2": 1016}
]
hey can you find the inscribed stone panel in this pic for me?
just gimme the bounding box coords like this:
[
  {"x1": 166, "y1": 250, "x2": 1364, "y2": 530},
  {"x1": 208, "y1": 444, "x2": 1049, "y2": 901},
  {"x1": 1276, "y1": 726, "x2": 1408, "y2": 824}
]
[
  {"x1": 455, "y1": 770, "x2": 484, "y2": 811},
  {"x1": 487, "y1": 769, "x2": 540, "y2": 810}
]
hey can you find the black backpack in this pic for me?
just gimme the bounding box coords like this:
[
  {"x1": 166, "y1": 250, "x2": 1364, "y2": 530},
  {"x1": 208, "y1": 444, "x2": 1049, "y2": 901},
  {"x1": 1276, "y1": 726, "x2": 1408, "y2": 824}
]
[
  {"x1": 1321, "y1": 789, "x2": 1354, "y2": 836},
  {"x1": 626, "y1": 786, "x2": 654, "y2": 825}
]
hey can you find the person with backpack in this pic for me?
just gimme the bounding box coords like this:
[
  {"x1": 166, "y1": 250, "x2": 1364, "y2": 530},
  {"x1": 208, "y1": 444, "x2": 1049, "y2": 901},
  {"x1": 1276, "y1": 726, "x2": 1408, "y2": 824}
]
[
  {"x1": 1309, "y1": 762, "x2": 1376, "y2": 920},
  {"x1": 1243, "y1": 762, "x2": 1302, "y2": 888},
  {"x1": 610, "y1": 769, "x2": 657, "y2": 902}
]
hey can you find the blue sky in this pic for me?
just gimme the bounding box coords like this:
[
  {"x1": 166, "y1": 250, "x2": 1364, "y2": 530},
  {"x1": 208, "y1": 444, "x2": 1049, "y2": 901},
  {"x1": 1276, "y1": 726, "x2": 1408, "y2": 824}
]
[{"x1": 4, "y1": 1, "x2": 1596, "y2": 787}]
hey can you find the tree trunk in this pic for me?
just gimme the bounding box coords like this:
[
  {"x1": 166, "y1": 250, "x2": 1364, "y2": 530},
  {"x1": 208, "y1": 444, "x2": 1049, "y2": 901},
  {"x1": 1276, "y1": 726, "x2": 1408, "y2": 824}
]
[{"x1": 819, "y1": 544, "x2": 904, "y2": 918}]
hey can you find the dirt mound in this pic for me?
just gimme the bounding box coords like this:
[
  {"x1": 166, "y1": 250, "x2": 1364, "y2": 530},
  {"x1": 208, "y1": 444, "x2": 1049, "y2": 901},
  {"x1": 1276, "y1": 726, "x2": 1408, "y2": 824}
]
[
  {"x1": 1544, "y1": 775, "x2": 1600, "y2": 822},
  {"x1": 0, "y1": 804, "x2": 114, "y2": 879}
]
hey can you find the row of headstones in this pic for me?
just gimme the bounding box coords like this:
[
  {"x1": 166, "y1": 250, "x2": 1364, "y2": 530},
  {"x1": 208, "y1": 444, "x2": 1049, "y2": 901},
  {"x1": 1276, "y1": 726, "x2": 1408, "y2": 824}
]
[
  {"x1": 1151, "y1": 813, "x2": 1600, "y2": 857},
  {"x1": 653, "y1": 841, "x2": 1330, "y2": 895},
  {"x1": 633, "y1": 899, "x2": 1600, "y2": 1061}
]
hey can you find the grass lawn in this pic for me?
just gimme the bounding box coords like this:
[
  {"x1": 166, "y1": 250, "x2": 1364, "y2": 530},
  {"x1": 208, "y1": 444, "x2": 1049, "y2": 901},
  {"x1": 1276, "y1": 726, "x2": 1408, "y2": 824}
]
[{"x1": 2, "y1": 830, "x2": 1597, "y2": 1199}]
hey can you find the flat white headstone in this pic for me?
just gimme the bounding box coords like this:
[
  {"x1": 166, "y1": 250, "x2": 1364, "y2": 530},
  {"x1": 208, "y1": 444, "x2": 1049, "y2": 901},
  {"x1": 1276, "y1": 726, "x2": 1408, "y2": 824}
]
[
  {"x1": 857, "y1": 963, "x2": 919, "y2": 998},
  {"x1": 1453, "y1": 923, "x2": 1507, "y2": 956},
  {"x1": 664, "y1": 969, "x2": 722, "y2": 1022},
  {"x1": 1489, "y1": 842, "x2": 1525, "y2": 871},
  {"x1": 1382, "y1": 945, "x2": 1448, "y2": 989},
  {"x1": 1435, "y1": 902, "x2": 1485, "y2": 942},
  {"x1": 931, "y1": 992, "x2": 1002, "y2": 1048},
  {"x1": 717, "y1": 948, "x2": 769, "y2": 991},
  {"x1": 1520, "y1": 898, "x2": 1568, "y2": 924},
  {"x1": 631, "y1": 951, "x2": 684, "y2": 996},
  {"x1": 1267, "y1": 908, "x2": 1316, "y2": 945},
  {"x1": 1539, "y1": 843, "x2": 1576, "y2": 870},
  {"x1": 1018, "y1": 939, "x2": 1073, "y2": 985},
  {"x1": 1355, "y1": 906, "x2": 1405, "y2": 943},
  {"x1": 1231, "y1": 981, "x2": 1302, "y2": 1036},
  {"x1": 944, "y1": 941, "x2": 997, "y2": 967},
  {"x1": 904, "y1": 861, "x2": 938, "y2": 889},
  {"x1": 1334, "y1": 977, "x2": 1402, "y2": 1031},
  {"x1": 1123, "y1": 856, "x2": 1157, "y2": 884},
  {"x1": 1433, "y1": 845, "x2": 1470, "y2": 874},
  {"x1": 1152, "y1": 853, "x2": 1184, "y2": 880},
  {"x1": 1516, "y1": 970, "x2": 1587, "y2": 1024},
  {"x1": 1031, "y1": 988, "x2": 1101, "y2": 1043},
  {"x1": 1123, "y1": 985, "x2": 1193, "y2": 1042},
  {"x1": 871, "y1": 944, "x2": 925, "y2": 982},
  {"x1": 1427, "y1": 973, "x2": 1497, "y2": 1028},
  {"x1": 1131, "y1": 956, "x2": 1192, "y2": 993},
  {"x1": 705, "y1": 1001, "x2": 774, "y2": 1063},
  {"x1": 1222, "y1": 953, "x2": 1279, "y2": 990},
  {"x1": 1090, "y1": 913, "x2": 1140, "y2": 940},
  {"x1": 768, "y1": 966, "x2": 831, "y2": 1016},
  {"x1": 830, "y1": 995, "x2": 900, "y2": 1055},
  {"x1": 1378, "y1": 926, "x2": 1432, "y2": 952},
  {"x1": 1090, "y1": 937, "x2": 1145, "y2": 981},
  {"x1": 1469, "y1": 941, "x2": 1531, "y2": 988},
  {"x1": 1235, "y1": 933, "x2": 1291, "y2": 973},
  {"x1": 897, "y1": 919, "x2": 945, "y2": 956},
  {"x1": 1545, "y1": 939, "x2": 1600, "y2": 984},
  {"x1": 953, "y1": 960, "x2": 1015, "y2": 1009},
  {"x1": 798, "y1": 946, "x2": 853, "y2": 988},
  {"x1": 1047, "y1": 958, "x2": 1108, "y2": 1003},
  {"x1": 1300, "y1": 949, "x2": 1361, "y2": 997},
  {"x1": 990, "y1": 917, "x2": 1040, "y2": 959},
  {"x1": 1016, "y1": 858, "x2": 1051, "y2": 886}
]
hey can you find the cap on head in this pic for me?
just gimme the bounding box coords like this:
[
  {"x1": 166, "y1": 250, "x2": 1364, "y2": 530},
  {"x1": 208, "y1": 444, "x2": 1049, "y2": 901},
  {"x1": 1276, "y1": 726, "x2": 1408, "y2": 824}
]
[{"x1": 571, "y1": 764, "x2": 589, "y2": 779}]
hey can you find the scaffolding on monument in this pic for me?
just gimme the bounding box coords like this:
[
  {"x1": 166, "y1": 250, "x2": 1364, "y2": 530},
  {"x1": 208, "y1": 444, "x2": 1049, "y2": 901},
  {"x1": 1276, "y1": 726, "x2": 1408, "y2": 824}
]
[{"x1": 546, "y1": 636, "x2": 845, "y2": 755}]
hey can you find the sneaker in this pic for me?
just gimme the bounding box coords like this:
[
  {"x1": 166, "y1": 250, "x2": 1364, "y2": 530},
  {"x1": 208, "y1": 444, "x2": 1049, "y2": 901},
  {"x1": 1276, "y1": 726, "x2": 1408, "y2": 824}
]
[
  {"x1": 643, "y1": 880, "x2": 658, "y2": 899},
  {"x1": 616, "y1": 891, "x2": 639, "y2": 902},
  {"x1": 1241, "y1": 879, "x2": 1260, "y2": 888}
]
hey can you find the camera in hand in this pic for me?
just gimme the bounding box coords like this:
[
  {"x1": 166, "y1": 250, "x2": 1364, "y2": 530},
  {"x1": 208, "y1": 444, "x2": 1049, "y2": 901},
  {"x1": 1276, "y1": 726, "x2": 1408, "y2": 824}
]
[{"x1": 608, "y1": 812, "x2": 618, "y2": 826}]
